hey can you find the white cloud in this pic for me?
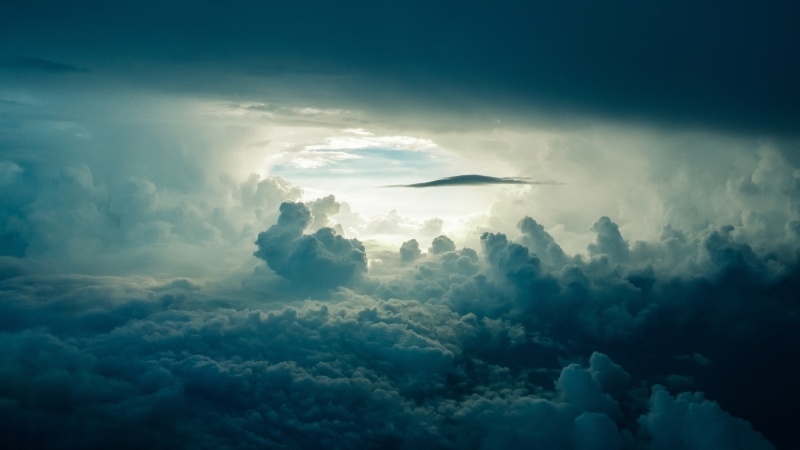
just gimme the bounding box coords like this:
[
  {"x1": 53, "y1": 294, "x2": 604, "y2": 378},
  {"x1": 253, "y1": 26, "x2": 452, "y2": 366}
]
[{"x1": 306, "y1": 128, "x2": 438, "y2": 152}]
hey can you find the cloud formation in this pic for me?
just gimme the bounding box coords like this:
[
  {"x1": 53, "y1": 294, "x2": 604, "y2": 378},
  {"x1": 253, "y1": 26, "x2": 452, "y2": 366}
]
[
  {"x1": 1, "y1": 178, "x2": 798, "y2": 448},
  {"x1": 0, "y1": 266, "x2": 781, "y2": 449},
  {"x1": 254, "y1": 200, "x2": 367, "y2": 288},
  {"x1": 4, "y1": 1, "x2": 797, "y2": 132},
  {"x1": 388, "y1": 174, "x2": 560, "y2": 188},
  {"x1": 0, "y1": 57, "x2": 86, "y2": 73},
  {"x1": 1, "y1": 5, "x2": 798, "y2": 446}
]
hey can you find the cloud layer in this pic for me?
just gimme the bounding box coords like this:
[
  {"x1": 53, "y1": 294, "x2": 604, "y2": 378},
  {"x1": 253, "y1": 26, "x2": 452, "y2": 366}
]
[
  {"x1": 2, "y1": 192, "x2": 796, "y2": 447},
  {"x1": 3, "y1": 1, "x2": 798, "y2": 133}
]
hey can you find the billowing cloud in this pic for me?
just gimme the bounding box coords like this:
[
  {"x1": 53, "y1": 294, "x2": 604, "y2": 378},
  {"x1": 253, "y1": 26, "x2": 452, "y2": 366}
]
[
  {"x1": 399, "y1": 239, "x2": 422, "y2": 262},
  {"x1": 254, "y1": 200, "x2": 367, "y2": 288},
  {"x1": 0, "y1": 190, "x2": 797, "y2": 447},
  {"x1": 0, "y1": 267, "x2": 779, "y2": 448},
  {"x1": 429, "y1": 235, "x2": 456, "y2": 254}
]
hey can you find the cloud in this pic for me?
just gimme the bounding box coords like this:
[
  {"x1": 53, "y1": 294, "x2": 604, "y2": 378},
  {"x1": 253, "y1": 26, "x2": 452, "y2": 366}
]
[
  {"x1": 388, "y1": 174, "x2": 561, "y2": 188},
  {"x1": 0, "y1": 193, "x2": 794, "y2": 448},
  {"x1": 587, "y1": 216, "x2": 631, "y2": 263},
  {"x1": 0, "y1": 57, "x2": 86, "y2": 73},
  {"x1": 429, "y1": 235, "x2": 456, "y2": 254},
  {"x1": 640, "y1": 386, "x2": 774, "y2": 450},
  {"x1": 306, "y1": 130, "x2": 437, "y2": 152},
  {"x1": 253, "y1": 200, "x2": 367, "y2": 288},
  {"x1": 399, "y1": 239, "x2": 422, "y2": 262},
  {"x1": 5, "y1": 1, "x2": 796, "y2": 133},
  {"x1": 0, "y1": 266, "x2": 778, "y2": 449},
  {"x1": 1, "y1": 28, "x2": 799, "y2": 447}
]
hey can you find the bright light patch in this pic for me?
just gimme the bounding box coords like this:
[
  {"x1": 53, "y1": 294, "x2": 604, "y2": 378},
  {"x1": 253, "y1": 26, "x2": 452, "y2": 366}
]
[
  {"x1": 306, "y1": 128, "x2": 437, "y2": 151},
  {"x1": 259, "y1": 127, "x2": 518, "y2": 244},
  {"x1": 276, "y1": 150, "x2": 361, "y2": 169}
]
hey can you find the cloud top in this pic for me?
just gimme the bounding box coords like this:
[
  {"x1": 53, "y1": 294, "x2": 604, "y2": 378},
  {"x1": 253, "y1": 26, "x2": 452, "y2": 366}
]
[{"x1": 253, "y1": 200, "x2": 367, "y2": 288}]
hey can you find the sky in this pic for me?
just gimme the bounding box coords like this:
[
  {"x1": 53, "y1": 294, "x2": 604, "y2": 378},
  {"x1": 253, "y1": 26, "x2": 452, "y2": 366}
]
[{"x1": 1, "y1": 1, "x2": 799, "y2": 449}]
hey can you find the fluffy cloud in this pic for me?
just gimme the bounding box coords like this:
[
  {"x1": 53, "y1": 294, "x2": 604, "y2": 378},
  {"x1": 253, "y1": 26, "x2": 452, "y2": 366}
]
[
  {"x1": 0, "y1": 269, "x2": 777, "y2": 449},
  {"x1": 254, "y1": 200, "x2": 367, "y2": 288},
  {"x1": 640, "y1": 386, "x2": 774, "y2": 450},
  {"x1": 399, "y1": 239, "x2": 422, "y2": 262},
  {"x1": 2, "y1": 177, "x2": 797, "y2": 447}
]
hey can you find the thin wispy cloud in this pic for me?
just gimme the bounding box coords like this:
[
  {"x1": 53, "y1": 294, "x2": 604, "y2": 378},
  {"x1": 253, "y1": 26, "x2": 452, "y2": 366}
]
[
  {"x1": 0, "y1": 57, "x2": 86, "y2": 73},
  {"x1": 387, "y1": 174, "x2": 563, "y2": 188}
]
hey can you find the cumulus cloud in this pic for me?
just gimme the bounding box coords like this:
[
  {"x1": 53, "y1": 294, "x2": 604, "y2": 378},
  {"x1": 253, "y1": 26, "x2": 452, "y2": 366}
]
[
  {"x1": 3, "y1": 270, "x2": 772, "y2": 449},
  {"x1": 640, "y1": 386, "x2": 774, "y2": 450},
  {"x1": 2, "y1": 155, "x2": 796, "y2": 446},
  {"x1": 588, "y1": 216, "x2": 631, "y2": 263},
  {"x1": 399, "y1": 239, "x2": 422, "y2": 262},
  {"x1": 1, "y1": 194, "x2": 794, "y2": 448},
  {"x1": 429, "y1": 235, "x2": 456, "y2": 255},
  {"x1": 253, "y1": 200, "x2": 367, "y2": 288}
]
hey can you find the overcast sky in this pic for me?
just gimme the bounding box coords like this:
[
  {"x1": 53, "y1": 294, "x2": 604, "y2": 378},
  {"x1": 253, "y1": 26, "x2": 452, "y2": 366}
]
[{"x1": 1, "y1": 2, "x2": 799, "y2": 449}]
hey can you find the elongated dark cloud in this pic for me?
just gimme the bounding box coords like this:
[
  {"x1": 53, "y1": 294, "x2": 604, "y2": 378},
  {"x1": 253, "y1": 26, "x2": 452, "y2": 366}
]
[{"x1": 388, "y1": 174, "x2": 560, "y2": 188}]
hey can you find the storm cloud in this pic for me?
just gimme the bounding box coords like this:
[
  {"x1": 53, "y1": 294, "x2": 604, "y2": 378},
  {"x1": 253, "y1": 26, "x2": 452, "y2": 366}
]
[{"x1": 3, "y1": 1, "x2": 798, "y2": 132}]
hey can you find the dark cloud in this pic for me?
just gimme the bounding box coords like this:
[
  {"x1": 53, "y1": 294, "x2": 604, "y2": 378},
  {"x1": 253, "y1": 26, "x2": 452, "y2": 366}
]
[
  {"x1": 0, "y1": 268, "x2": 779, "y2": 449},
  {"x1": 3, "y1": 1, "x2": 796, "y2": 132},
  {"x1": 588, "y1": 216, "x2": 631, "y2": 263},
  {"x1": 253, "y1": 200, "x2": 367, "y2": 288},
  {"x1": 428, "y1": 235, "x2": 456, "y2": 255},
  {"x1": 399, "y1": 239, "x2": 422, "y2": 262},
  {"x1": 388, "y1": 174, "x2": 560, "y2": 188},
  {"x1": 372, "y1": 214, "x2": 798, "y2": 448}
]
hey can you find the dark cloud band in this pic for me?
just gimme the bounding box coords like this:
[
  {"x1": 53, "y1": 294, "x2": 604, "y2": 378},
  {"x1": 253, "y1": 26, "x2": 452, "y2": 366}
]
[{"x1": 387, "y1": 174, "x2": 562, "y2": 188}]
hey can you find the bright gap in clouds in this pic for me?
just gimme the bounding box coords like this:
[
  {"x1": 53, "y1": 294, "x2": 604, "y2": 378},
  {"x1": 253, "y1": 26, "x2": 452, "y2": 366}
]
[{"x1": 259, "y1": 126, "x2": 520, "y2": 243}]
